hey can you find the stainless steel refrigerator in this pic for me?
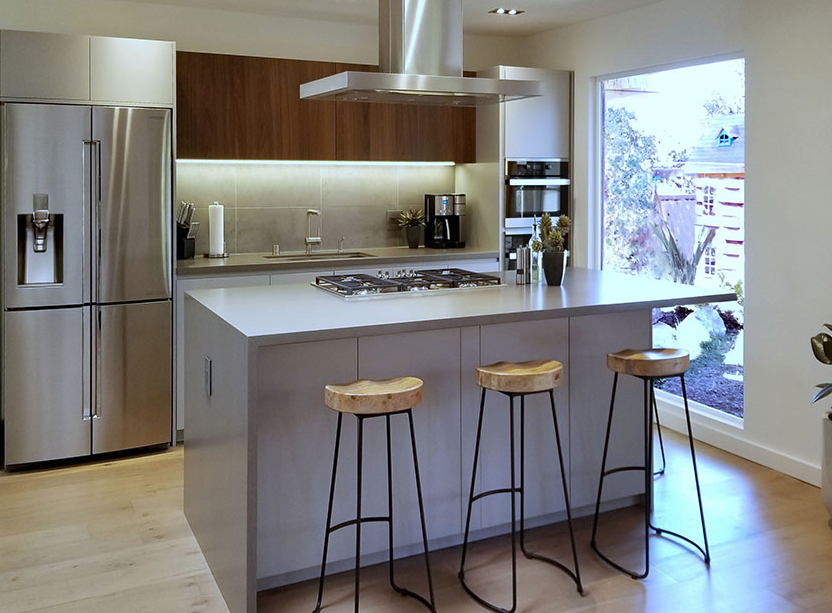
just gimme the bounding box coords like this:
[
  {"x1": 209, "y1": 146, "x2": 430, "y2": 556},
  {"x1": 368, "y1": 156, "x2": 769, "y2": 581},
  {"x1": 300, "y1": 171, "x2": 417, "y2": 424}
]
[{"x1": 1, "y1": 103, "x2": 172, "y2": 467}]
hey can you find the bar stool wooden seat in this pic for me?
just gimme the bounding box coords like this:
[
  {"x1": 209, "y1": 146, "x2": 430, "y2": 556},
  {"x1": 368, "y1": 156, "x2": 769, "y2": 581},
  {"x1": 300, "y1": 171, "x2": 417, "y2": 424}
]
[
  {"x1": 459, "y1": 360, "x2": 584, "y2": 613},
  {"x1": 313, "y1": 376, "x2": 436, "y2": 613},
  {"x1": 590, "y1": 348, "x2": 710, "y2": 580}
]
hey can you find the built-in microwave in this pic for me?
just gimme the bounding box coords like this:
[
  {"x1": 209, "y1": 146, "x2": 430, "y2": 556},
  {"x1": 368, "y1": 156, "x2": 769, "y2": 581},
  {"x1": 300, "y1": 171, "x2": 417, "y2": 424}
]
[{"x1": 505, "y1": 159, "x2": 570, "y2": 229}]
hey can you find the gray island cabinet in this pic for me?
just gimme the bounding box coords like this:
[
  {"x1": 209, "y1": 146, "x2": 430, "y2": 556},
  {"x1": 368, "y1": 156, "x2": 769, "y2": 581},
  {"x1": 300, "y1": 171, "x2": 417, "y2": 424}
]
[{"x1": 182, "y1": 268, "x2": 734, "y2": 613}]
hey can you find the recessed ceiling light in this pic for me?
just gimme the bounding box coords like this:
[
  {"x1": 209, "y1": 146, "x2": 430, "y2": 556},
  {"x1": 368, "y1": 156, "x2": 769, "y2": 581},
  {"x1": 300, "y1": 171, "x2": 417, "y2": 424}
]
[{"x1": 489, "y1": 7, "x2": 525, "y2": 16}]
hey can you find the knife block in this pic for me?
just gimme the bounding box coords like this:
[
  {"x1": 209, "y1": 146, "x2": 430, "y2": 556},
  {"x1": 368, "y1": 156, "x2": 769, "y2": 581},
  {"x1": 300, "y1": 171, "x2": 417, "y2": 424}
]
[{"x1": 176, "y1": 226, "x2": 195, "y2": 260}]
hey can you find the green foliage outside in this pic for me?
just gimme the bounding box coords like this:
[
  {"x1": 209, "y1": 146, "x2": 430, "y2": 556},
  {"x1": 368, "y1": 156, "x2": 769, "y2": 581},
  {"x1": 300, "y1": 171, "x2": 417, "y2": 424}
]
[
  {"x1": 602, "y1": 107, "x2": 659, "y2": 275},
  {"x1": 652, "y1": 222, "x2": 716, "y2": 285}
]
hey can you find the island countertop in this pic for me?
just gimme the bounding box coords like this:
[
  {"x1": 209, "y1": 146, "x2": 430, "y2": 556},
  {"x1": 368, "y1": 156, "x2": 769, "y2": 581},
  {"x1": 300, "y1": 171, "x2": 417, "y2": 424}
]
[{"x1": 185, "y1": 267, "x2": 736, "y2": 345}]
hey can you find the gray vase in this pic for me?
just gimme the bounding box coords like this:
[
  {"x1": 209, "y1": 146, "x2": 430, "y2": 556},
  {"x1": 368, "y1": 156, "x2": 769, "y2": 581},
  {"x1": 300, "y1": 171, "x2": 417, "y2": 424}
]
[
  {"x1": 405, "y1": 225, "x2": 421, "y2": 249},
  {"x1": 541, "y1": 250, "x2": 568, "y2": 285}
]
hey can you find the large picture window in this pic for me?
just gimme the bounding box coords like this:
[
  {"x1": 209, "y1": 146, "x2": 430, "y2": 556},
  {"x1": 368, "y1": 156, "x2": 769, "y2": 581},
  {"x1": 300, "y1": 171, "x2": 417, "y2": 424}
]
[{"x1": 600, "y1": 58, "x2": 745, "y2": 418}]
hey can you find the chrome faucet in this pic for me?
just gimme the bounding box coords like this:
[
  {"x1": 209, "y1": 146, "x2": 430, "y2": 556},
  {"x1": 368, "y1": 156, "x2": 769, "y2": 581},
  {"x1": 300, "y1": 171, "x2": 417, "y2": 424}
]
[
  {"x1": 338, "y1": 237, "x2": 346, "y2": 253},
  {"x1": 305, "y1": 209, "x2": 321, "y2": 254}
]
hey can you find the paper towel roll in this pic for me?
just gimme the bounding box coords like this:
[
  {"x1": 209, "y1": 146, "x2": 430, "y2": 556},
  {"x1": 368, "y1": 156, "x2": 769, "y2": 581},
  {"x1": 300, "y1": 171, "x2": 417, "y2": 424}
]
[{"x1": 208, "y1": 202, "x2": 224, "y2": 255}]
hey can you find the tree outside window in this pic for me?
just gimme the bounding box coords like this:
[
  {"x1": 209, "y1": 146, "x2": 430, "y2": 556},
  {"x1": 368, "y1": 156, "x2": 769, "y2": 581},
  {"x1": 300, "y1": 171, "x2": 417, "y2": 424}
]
[{"x1": 601, "y1": 58, "x2": 745, "y2": 418}]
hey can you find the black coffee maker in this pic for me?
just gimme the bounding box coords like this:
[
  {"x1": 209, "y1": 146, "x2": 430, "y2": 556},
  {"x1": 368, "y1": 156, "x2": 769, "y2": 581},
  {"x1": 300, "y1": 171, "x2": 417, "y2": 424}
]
[{"x1": 424, "y1": 193, "x2": 465, "y2": 248}]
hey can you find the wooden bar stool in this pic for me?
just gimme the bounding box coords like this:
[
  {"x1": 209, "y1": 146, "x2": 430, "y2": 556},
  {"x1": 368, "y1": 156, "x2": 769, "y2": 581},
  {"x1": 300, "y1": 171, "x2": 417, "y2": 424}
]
[
  {"x1": 458, "y1": 360, "x2": 584, "y2": 613},
  {"x1": 590, "y1": 348, "x2": 710, "y2": 579},
  {"x1": 312, "y1": 377, "x2": 436, "y2": 613}
]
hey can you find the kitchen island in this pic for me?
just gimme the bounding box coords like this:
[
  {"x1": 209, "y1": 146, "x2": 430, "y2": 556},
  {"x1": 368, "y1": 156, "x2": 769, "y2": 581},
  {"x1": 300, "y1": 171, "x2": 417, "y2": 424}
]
[{"x1": 182, "y1": 268, "x2": 734, "y2": 613}]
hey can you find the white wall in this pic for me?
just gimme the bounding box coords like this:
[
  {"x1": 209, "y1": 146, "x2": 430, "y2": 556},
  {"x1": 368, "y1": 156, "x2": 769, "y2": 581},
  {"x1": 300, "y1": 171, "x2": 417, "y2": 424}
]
[
  {"x1": 523, "y1": 0, "x2": 832, "y2": 485},
  {"x1": 0, "y1": 0, "x2": 526, "y2": 69}
]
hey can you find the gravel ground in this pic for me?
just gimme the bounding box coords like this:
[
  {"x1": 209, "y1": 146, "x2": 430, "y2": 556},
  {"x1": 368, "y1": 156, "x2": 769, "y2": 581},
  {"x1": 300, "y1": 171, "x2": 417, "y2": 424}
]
[{"x1": 655, "y1": 332, "x2": 744, "y2": 418}]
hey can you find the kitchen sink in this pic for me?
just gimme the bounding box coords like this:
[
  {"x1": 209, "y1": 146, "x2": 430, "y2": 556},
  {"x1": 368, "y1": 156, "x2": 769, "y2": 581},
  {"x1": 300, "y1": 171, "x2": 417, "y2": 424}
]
[{"x1": 263, "y1": 250, "x2": 376, "y2": 262}]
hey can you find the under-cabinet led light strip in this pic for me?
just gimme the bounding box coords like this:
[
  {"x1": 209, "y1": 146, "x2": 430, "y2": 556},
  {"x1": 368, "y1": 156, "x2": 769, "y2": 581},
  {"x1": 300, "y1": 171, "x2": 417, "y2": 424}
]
[{"x1": 177, "y1": 159, "x2": 455, "y2": 167}]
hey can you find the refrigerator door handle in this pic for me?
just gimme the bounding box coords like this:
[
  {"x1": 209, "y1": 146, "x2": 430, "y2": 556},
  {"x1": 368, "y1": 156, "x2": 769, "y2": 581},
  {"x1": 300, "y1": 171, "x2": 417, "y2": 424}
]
[
  {"x1": 82, "y1": 306, "x2": 92, "y2": 421},
  {"x1": 88, "y1": 139, "x2": 102, "y2": 302},
  {"x1": 84, "y1": 138, "x2": 102, "y2": 302},
  {"x1": 94, "y1": 307, "x2": 102, "y2": 419}
]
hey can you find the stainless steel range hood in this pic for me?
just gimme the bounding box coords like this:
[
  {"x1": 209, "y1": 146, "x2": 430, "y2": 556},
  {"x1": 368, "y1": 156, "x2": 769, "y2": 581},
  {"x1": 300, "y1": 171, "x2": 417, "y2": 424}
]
[{"x1": 299, "y1": 0, "x2": 541, "y2": 106}]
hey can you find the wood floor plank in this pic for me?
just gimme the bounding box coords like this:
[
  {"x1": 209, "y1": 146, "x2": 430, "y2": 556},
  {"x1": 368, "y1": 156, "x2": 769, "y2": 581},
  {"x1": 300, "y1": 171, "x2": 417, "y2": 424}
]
[{"x1": 1, "y1": 431, "x2": 830, "y2": 613}]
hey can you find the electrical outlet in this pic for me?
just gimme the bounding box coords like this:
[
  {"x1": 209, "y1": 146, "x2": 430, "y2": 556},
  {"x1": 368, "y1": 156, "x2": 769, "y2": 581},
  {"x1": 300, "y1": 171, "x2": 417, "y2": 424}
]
[{"x1": 386, "y1": 210, "x2": 400, "y2": 231}]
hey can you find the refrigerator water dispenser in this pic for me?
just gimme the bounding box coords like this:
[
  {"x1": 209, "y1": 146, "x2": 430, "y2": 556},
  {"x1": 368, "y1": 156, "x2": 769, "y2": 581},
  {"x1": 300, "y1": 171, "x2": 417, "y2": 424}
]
[{"x1": 17, "y1": 194, "x2": 64, "y2": 285}]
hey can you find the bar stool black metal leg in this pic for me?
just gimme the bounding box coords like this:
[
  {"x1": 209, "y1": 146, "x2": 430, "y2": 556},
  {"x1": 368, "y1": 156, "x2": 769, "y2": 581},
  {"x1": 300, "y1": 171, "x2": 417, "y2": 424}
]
[
  {"x1": 682, "y1": 375, "x2": 710, "y2": 563},
  {"x1": 384, "y1": 410, "x2": 438, "y2": 611},
  {"x1": 407, "y1": 409, "x2": 438, "y2": 611},
  {"x1": 591, "y1": 373, "x2": 618, "y2": 547},
  {"x1": 641, "y1": 378, "x2": 653, "y2": 578},
  {"x1": 652, "y1": 383, "x2": 666, "y2": 477},
  {"x1": 519, "y1": 395, "x2": 526, "y2": 557},
  {"x1": 386, "y1": 414, "x2": 400, "y2": 597},
  {"x1": 459, "y1": 387, "x2": 487, "y2": 577},
  {"x1": 353, "y1": 416, "x2": 365, "y2": 613},
  {"x1": 313, "y1": 413, "x2": 343, "y2": 613},
  {"x1": 459, "y1": 388, "x2": 518, "y2": 613},
  {"x1": 508, "y1": 395, "x2": 518, "y2": 613},
  {"x1": 516, "y1": 391, "x2": 584, "y2": 594},
  {"x1": 591, "y1": 372, "x2": 650, "y2": 579},
  {"x1": 644, "y1": 375, "x2": 710, "y2": 562}
]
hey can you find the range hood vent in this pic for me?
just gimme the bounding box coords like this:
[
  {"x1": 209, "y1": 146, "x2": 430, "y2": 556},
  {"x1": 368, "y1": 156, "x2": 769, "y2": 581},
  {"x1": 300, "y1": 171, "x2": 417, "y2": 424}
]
[{"x1": 300, "y1": 0, "x2": 541, "y2": 106}]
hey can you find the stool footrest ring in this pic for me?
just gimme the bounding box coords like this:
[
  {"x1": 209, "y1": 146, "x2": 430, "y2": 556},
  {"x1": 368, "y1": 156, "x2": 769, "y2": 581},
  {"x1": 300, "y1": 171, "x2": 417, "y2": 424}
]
[
  {"x1": 601, "y1": 465, "x2": 648, "y2": 477},
  {"x1": 471, "y1": 487, "x2": 521, "y2": 503},
  {"x1": 327, "y1": 516, "x2": 390, "y2": 534}
]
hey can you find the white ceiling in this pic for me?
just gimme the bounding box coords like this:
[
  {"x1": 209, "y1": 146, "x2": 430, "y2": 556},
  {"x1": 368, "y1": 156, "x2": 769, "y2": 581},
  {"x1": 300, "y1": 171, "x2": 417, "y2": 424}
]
[{"x1": 121, "y1": 0, "x2": 665, "y2": 36}]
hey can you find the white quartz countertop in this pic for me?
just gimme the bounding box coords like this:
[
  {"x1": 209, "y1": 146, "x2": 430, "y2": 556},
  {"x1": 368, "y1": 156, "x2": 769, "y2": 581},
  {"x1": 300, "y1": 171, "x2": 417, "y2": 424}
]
[
  {"x1": 176, "y1": 246, "x2": 498, "y2": 276},
  {"x1": 185, "y1": 267, "x2": 736, "y2": 346}
]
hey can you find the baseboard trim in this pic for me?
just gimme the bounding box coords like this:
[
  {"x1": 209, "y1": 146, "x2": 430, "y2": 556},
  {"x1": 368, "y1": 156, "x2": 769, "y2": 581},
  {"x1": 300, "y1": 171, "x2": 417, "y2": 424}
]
[{"x1": 655, "y1": 392, "x2": 821, "y2": 487}]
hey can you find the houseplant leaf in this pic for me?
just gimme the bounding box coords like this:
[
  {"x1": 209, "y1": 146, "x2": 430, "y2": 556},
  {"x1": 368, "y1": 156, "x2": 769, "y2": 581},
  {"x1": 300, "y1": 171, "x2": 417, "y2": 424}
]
[
  {"x1": 811, "y1": 333, "x2": 832, "y2": 364},
  {"x1": 812, "y1": 382, "x2": 832, "y2": 403}
]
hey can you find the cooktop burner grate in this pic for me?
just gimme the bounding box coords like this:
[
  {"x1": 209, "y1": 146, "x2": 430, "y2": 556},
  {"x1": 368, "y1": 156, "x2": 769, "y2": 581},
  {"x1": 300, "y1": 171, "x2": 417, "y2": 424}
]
[
  {"x1": 416, "y1": 268, "x2": 503, "y2": 288},
  {"x1": 315, "y1": 274, "x2": 402, "y2": 296},
  {"x1": 314, "y1": 269, "x2": 503, "y2": 298}
]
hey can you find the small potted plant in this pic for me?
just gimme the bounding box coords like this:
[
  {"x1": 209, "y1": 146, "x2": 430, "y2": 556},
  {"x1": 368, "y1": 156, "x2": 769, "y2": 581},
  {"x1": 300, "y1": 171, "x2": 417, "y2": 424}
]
[
  {"x1": 398, "y1": 209, "x2": 425, "y2": 249},
  {"x1": 531, "y1": 213, "x2": 571, "y2": 285},
  {"x1": 810, "y1": 324, "x2": 832, "y2": 519}
]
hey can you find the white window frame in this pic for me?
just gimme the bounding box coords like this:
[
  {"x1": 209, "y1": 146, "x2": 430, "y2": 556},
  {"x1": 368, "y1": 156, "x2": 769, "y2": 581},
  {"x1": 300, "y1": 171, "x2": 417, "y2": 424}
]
[{"x1": 592, "y1": 53, "x2": 748, "y2": 458}]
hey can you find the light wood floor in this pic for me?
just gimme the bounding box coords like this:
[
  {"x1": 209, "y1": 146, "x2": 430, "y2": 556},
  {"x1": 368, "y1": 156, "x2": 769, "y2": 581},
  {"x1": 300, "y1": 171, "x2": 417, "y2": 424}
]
[{"x1": 1, "y1": 431, "x2": 831, "y2": 613}]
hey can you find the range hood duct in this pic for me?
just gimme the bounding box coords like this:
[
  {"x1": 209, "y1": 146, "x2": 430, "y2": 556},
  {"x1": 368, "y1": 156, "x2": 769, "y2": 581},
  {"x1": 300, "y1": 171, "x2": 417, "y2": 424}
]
[{"x1": 299, "y1": 0, "x2": 541, "y2": 106}]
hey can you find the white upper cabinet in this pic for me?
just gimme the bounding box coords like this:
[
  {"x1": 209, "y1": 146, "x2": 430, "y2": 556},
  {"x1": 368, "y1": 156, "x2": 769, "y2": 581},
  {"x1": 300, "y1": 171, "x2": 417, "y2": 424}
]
[
  {"x1": 90, "y1": 36, "x2": 174, "y2": 106},
  {"x1": 0, "y1": 30, "x2": 173, "y2": 107},
  {"x1": 0, "y1": 31, "x2": 90, "y2": 101},
  {"x1": 502, "y1": 66, "x2": 572, "y2": 161}
]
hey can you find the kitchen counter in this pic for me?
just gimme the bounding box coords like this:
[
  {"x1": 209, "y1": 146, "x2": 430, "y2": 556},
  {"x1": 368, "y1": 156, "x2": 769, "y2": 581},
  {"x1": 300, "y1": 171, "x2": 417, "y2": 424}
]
[
  {"x1": 176, "y1": 245, "x2": 498, "y2": 276},
  {"x1": 187, "y1": 267, "x2": 734, "y2": 345},
  {"x1": 183, "y1": 269, "x2": 735, "y2": 613}
]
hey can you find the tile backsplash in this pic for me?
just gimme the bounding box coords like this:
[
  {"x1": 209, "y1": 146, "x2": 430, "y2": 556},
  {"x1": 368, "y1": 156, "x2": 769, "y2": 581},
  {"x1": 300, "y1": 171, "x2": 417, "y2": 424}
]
[{"x1": 176, "y1": 162, "x2": 456, "y2": 255}]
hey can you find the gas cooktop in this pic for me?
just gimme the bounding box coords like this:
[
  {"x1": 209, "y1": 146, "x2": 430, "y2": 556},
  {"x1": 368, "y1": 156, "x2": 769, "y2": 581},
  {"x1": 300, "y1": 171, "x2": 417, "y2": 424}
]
[{"x1": 314, "y1": 268, "x2": 503, "y2": 298}]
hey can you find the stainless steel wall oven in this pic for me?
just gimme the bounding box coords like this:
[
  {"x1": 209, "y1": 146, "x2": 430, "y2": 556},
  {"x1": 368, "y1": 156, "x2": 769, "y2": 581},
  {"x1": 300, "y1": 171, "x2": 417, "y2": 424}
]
[{"x1": 504, "y1": 159, "x2": 569, "y2": 229}]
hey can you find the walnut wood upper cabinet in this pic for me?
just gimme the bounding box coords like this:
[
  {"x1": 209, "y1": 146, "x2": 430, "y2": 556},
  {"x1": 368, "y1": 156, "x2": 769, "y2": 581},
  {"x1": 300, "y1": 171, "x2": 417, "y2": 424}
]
[
  {"x1": 177, "y1": 52, "x2": 337, "y2": 160},
  {"x1": 333, "y1": 63, "x2": 475, "y2": 162},
  {"x1": 176, "y1": 52, "x2": 475, "y2": 162}
]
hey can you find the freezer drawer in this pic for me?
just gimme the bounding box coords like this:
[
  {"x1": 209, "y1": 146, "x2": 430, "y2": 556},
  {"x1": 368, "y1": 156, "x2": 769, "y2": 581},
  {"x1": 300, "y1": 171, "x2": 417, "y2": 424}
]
[
  {"x1": 3, "y1": 307, "x2": 92, "y2": 466},
  {"x1": 94, "y1": 107, "x2": 172, "y2": 304},
  {"x1": 92, "y1": 301, "x2": 172, "y2": 454}
]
